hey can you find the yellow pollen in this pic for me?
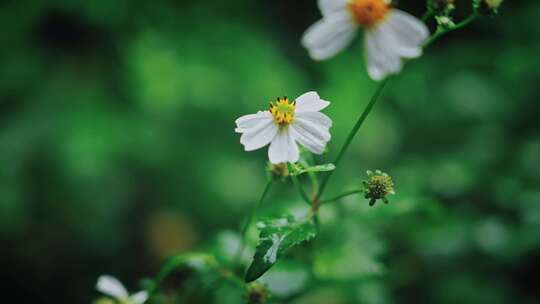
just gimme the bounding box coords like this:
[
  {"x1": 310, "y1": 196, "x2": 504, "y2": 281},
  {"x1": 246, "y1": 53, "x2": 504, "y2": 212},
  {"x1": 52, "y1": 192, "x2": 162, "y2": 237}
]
[
  {"x1": 348, "y1": 0, "x2": 390, "y2": 28},
  {"x1": 269, "y1": 97, "x2": 295, "y2": 125}
]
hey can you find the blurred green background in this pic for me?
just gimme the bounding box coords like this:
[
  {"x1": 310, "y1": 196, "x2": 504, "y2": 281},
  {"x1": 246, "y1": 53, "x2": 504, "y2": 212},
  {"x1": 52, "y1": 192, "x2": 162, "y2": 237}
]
[{"x1": 1, "y1": 0, "x2": 539, "y2": 303}]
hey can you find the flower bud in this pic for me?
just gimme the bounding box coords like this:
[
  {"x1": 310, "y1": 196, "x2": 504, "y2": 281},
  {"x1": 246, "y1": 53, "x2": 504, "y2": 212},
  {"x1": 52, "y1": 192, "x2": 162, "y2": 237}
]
[
  {"x1": 484, "y1": 0, "x2": 503, "y2": 11},
  {"x1": 428, "y1": 0, "x2": 455, "y2": 15},
  {"x1": 474, "y1": 0, "x2": 503, "y2": 14},
  {"x1": 436, "y1": 15, "x2": 456, "y2": 29},
  {"x1": 266, "y1": 162, "x2": 289, "y2": 180},
  {"x1": 245, "y1": 282, "x2": 270, "y2": 304},
  {"x1": 362, "y1": 170, "x2": 395, "y2": 206}
]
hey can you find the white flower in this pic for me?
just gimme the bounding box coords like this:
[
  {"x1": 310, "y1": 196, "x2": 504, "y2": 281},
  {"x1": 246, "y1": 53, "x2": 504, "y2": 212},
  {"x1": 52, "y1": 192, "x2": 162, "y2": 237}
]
[
  {"x1": 302, "y1": 0, "x2": 430, "y2": 81},
  {"x1": 96, "y1": 275, "x2": 148, "y2": 304},
  {"x1": 235, "y1": 92, "x2": 332, "y2": 164}
]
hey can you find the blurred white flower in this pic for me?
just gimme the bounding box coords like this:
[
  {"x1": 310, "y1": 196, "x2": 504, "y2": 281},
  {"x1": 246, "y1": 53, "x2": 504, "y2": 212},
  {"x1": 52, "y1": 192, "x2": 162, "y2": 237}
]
[
  {"x1": 96, "y1": 275, "x2": 148, "y2": 304},
  {"x1": 302, "y1": 0, "x2": 429, "y2": 81},
  {"x1": 235, "y1": 92, "x2": 332, "y2": 164}
]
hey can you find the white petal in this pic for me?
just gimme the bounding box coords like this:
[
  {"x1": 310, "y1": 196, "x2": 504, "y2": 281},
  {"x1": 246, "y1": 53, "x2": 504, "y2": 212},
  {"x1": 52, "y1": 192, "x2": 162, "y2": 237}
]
[
  {"x1": 363, "y1": 10, "x2": 429, "y2": 81},
  {"x1": 129, "y1": 291, "x2": 149, "y2": 304},
  {"x1": 239, "y1": 121, "x2": 278, "y2": 152},
  {"x1": 318, "y1": 0, "x2": 348, "y2": 17},
  {"x1": 291, "y1": 112, "x2": 332, "y2": 154},
  {"x1": 301, "y1": 11, "x2": 357, "y2": 61},
  {"x1": 295, "y1": 91, "x2": 330, "y2": 113},
  {"x1": 364, "y1": 26, "x2": 403, "y2": 81},
  {"x1": 235, "y1": 111, "x2": 273, "y2": 133},
  {"x1": 268, "y1": 130, "x2": 299, "y2": 164},
  {"x1": 296, "y1": 111, "x2": 333, "y2": 129},
  {"x1": 290, "y1": 125, "x2": 326, "y2": 154},
  {"x1": 376, "y1": 9, "x2": 429, "y2": 59},
  {"x1": 235, "y1": 111, "x2": 278, "y2": 151},
  {"x1": 387, "y1": 10, "x2": 429, "y2": 47},
  {"x1": 96, "y1": 275, "x2": 129, "y2": 300}
]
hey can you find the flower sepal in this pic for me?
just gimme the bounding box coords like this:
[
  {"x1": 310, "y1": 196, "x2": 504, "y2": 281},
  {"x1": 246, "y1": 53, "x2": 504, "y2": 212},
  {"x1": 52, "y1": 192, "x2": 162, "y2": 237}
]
[{"x1": 266, "y1": 162, "x2": 290, "y2": 181}]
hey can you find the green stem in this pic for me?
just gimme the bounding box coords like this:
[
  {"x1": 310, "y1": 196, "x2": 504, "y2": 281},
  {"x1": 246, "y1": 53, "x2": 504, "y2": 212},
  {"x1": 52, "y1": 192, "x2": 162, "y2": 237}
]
[
  {"x1": 313, "y1": 12, "x2": 479, "y2": 207},
  {"x1": 289, "y1": 170, "x2": 312, "y2": 206},
  {"x1": 315, "y1": 79, "x2": 389, "y2": 201},
  {"x1": 299, "y1": 158, "x2": 319, "y2": 196},
  {"x1": 423, "y1": 13, "x2": 478, "y2": 47},
  {"x1": 320, "y1": 189, "x2": 364, "y2": 205},
  {"x1": 234, "y1": 180, "x2": 273, "y2": 266}
]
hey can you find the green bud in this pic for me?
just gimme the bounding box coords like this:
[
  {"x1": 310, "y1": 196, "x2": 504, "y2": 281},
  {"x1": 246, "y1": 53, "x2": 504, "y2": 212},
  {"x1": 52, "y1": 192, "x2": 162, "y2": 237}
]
[
  {"x1": 362, "y1": 170, "x2": 395, "y2": 206},
  {"x1": 428, "y1": 0, "x2": 455, "y2": 15},
  {"x1": 266, "y1": 162, "x2": 289, "y2": 180},
  {"x1": 484, "y1": 0, "x2": 503, "y2": 11},
  {"x1": 435, "y1": 15, "x2": 456, "y2": 29},
  {"x1": 475, "y1": 0, "x2": 503, "y2": 14}
]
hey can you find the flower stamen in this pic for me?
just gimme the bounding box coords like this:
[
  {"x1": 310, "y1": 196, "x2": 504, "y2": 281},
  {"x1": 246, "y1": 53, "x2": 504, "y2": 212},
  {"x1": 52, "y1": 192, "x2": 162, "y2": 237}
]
[
  {"x1": 269, "y1": 97, "x2": 295, "y2": 125},
  {"x1": 348, "y1": 0, "x2": 390, "y2": 28}
]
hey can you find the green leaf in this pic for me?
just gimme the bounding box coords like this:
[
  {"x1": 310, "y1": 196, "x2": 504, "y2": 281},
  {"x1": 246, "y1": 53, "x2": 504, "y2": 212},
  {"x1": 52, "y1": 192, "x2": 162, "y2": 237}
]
[
  {"x1": 245, "y1": 215, "x2": 317, "y2": 282},
  {"x1": 289, "y1": 163, "x2": 335, "y2": 176}
]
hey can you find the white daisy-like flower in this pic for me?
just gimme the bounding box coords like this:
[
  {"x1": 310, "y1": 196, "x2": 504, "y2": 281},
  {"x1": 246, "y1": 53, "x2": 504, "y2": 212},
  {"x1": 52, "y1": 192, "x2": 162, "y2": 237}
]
[
  {"x1": 302, "y1": 0, "x2": 430, "y2": 81},
  {"x1": 96, "y1": 275, "x2": 148, "y2": 304},
  {"x1": 235, "y1": 91, "x2": 332, "y2": 164}
]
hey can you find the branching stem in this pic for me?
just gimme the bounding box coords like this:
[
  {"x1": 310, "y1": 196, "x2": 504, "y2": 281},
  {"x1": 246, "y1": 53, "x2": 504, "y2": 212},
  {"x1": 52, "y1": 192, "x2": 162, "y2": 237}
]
[
  {"x1": 320, "y1": 189, "x2": 365, "y2": 205},
  {"x1": 315, "y1": 79, "x2": 389, "y2": 202}
]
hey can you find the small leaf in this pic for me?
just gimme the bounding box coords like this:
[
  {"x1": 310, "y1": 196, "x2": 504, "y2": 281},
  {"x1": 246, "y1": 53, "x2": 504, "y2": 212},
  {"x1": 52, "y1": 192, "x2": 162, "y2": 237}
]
[
  {"x1": 289, "y1": 163, "x2": 335, "y2": 176},
  {"x1": 245, "y1": 215, "x2": 317, "y2": 282}
]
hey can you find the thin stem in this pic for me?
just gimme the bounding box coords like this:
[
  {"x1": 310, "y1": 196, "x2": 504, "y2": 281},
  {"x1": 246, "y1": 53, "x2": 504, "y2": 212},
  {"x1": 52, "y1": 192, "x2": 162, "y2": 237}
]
[
  {"x1": 234, "y1": 180, "x2": 273, "y2": 266},
  {"x1": 292, "y1": 175, "x2": 312, "y2": 205},
  {"x1": 316, "y1": 79, "x2": 389, "y2": 201},
  {"x1": 423, "y1": 13, "x2": 479, "y2": 47},
  {"x1": 313, "y1": 12, "x2": 479, "y2": 206},
  {"x1": 320, "y1": 189, "x2": 364, "y2": 205},
  {"x1": 299, "y1": 158, "x2": 319, "y2": 196}
]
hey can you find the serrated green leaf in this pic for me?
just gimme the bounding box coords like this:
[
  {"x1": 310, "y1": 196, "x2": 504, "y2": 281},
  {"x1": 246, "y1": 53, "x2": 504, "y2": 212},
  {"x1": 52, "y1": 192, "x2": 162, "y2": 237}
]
[
  {"x1": 289, "y1": 163, "x2": 335, "y2": 176},
  {"x1": 245, "y1": 215, "x2": 317, "y2": 282}
]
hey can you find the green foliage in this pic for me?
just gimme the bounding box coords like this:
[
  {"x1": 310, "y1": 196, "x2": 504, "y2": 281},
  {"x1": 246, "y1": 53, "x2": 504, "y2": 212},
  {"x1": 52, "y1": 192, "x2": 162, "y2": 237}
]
[{"x1": 245, "y1": 215, "x2": 317, "y2": 282}]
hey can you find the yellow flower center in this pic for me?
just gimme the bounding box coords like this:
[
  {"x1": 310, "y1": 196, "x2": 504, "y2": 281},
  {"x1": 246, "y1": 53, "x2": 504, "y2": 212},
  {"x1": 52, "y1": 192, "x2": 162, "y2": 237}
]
[
  {"x1": 347, "y1": 0, "x2": 390, "y2": 28},
  {"x1": 270, "y1": 97, "x2": 295, "y2": 125}
]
